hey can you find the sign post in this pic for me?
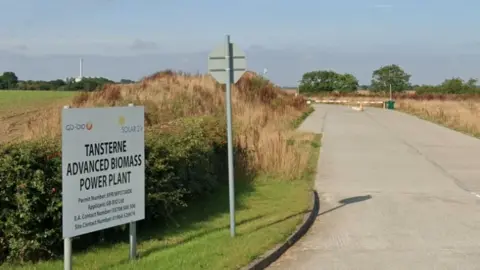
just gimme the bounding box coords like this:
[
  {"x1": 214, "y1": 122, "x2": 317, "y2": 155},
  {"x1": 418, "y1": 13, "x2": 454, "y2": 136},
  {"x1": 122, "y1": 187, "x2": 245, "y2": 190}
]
[
  {"x1": 64, "y1": 104, "x2": 72, "y2": 270},
  {"x1": 62, "y1": 104, "x2": 145, "y2": 269},
  {"x1": 128, "y1": 103, "x2": 137, "y2": 261},
  {"x1": 207, "y1": 35, "x2": 247, "y2": 237}
]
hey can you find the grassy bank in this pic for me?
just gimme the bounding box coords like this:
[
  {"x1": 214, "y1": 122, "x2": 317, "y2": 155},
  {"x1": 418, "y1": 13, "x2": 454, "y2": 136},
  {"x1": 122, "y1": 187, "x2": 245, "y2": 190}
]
[
  {"x1": 396, "y1": 99, "x2": 480, "y2": 138},
  {"x1": 0, "y1": 71, "x2": 318, "y2": 268},
  {"x1": 6, "y1": 73, "x2": 311, "y2": 179},
  {"x1": 2, "y1": 133, "x2": 321, "y2": 270}
]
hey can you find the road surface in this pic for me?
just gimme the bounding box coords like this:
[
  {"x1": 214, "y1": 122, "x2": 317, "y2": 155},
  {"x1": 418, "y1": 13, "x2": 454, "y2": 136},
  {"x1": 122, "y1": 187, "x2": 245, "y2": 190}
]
[{"x1": 268, "y1": 104, "x2": 480, "y2": 270}]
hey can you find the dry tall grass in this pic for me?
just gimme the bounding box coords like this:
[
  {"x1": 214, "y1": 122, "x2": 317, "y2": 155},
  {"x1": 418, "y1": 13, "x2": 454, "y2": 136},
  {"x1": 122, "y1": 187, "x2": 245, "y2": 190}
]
[
  {"x1": 18, "y1": 71, "x2": 312, "y2": 179},
  {"x1": 307, "y1": 91, "x2": 480, "y2": 101},
  {"x1": 397, "y1": 99, "x2": 480, "y2": 137}
]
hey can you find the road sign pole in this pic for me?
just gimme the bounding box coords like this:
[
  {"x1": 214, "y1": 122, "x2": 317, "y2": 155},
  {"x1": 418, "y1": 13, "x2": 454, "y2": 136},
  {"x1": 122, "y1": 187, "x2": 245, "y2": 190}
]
[
  {"x1": 225, "y1": 35, "x2": 236, "y2": 237},
  {"x1": 207, "y1": 35, "x2": 246, "y2": 238},
  {"x1": 63, "y1": 105, "x2": 72, "y2": 270},
  {"x1": 129, "y1": 222, "x2": 136, "y2": 259},
  {"x1": 127, "y1": 103, "x2": 138, "y2": 260},
  {"x1": 64, "y1": 237, "x2": 72, "y2": 270}
]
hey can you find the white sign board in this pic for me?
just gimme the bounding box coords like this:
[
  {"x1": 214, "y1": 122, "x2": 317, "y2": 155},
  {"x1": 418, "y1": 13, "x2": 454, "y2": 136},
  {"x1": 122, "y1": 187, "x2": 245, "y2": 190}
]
[{"x1": 62, "y1": 106, "x2": 145, "y2": 238}]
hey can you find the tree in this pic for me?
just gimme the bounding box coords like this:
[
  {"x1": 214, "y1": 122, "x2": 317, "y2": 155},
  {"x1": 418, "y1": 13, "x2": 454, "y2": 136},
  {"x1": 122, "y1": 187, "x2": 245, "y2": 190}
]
[
  {"x1": 370, "y1": 64, "x2": 411, "y2": 92},
  {"x1": 299, "y1": 70, "x2": 359, "y2": 93},
  {"x1": 466, "y1": 78, "x2": 478, "y2": 89},
  {"x1": 120, "y1": 79, "x2": 135, "y2": 84},
  {"x1": 0, "y1": 71, "x2": 118, "y2": 91},
  {"x1": 413, "y1": 77, "x2": 479, "y2": 94},
  {"x1": 0, "y1": 71, "x2": 18, "y2": 89},
  {"x1": 61, "y1": 77, "x2": 115, "y2": 91},
  {"x1": 49, "y1": 79, "x2": 66, "y2": 89},
  {"x1": 335, "y1": 73, "x2": 359, "y2": 92},
  {"x1": 438, "y1": 77, "x2": 478, "y2": 94},
  {"x1": 440, "y1": 77, "x2": 465, "y2": 93}
]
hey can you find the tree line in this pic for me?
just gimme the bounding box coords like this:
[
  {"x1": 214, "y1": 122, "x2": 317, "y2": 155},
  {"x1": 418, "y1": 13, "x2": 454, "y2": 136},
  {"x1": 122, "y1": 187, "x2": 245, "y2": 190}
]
[
  {"x1": 0, "y1": 71, "x2": 136, "y2": 91},
  {"x1": 299, "y1": 64, "x2": 480, "y2": 94}
]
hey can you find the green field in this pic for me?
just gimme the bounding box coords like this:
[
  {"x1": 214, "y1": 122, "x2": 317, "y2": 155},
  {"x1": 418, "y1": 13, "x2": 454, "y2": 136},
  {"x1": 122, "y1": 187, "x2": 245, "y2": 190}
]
[
  {"x1": 0, "y1": 90, "x2": 75, "y2": 111},
  {"x1": 2, "y1": 135, "x2": 321, "y2": 270}
]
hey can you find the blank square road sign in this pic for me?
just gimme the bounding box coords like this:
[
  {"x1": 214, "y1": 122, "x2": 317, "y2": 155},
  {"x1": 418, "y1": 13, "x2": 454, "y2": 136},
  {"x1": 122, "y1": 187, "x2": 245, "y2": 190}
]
[{"x1": 208, "y1": 42, "x2": 247, "y2": 84}]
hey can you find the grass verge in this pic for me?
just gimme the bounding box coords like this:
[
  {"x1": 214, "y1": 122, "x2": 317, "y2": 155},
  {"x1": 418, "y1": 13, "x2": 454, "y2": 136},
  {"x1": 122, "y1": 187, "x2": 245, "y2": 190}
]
[
  {"x1": 291, "y1": 106, "x2": 315, "y2": 129},
  {"x1": 1, "y1": 134, "x2": 321, "y2": 270}
]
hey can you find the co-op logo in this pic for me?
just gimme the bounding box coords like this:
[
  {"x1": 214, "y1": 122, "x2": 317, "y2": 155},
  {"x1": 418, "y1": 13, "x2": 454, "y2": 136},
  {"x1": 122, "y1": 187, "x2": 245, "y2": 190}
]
[{"x1": 65, "y1": 122, "x2": 93, "y2": 131}]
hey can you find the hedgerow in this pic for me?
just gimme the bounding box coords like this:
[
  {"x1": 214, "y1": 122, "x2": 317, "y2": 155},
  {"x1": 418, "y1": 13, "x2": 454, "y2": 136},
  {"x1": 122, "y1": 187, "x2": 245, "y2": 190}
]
[{"x1": 0, "y1": 116, "x2": 231, "y2": 263}]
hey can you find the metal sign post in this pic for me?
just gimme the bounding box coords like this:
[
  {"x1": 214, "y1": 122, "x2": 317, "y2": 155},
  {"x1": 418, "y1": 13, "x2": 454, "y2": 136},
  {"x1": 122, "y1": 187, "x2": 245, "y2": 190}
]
[
  {"x1": 128, "y1": 103, "x2": 137, "y2": 260},
  {"x1": 63, "y1": 105, "x2": 72, "y2": 270},
  {"x1": 207, "y1": 35, "x2": 247, "y2": 237}
]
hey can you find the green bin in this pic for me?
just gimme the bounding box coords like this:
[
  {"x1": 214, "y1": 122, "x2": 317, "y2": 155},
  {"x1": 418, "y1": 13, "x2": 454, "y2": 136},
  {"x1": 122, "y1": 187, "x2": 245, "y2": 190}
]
[{"x1": 384, "y1": 100, "x2": 395, "y2": 110}]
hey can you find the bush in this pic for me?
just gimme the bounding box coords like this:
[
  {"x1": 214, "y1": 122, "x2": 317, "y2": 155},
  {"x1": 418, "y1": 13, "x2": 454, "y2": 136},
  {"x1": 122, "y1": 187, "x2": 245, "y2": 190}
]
[
  {"x1": 298, "y1": 70, "x2": 359, "y2": 93},
  {"x1": 0, "y1": 116, "x2": 230, "y2": 263},
  {"x1": 0, "y1": 139, "x2": 62, "y2": 262}
]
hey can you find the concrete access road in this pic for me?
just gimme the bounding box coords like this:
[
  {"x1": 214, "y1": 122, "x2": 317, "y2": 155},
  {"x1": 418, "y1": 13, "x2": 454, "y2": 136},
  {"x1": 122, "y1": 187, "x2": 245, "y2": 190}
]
[{"x1": 269, "y1": 104, "x2": 480, "y2": 270}]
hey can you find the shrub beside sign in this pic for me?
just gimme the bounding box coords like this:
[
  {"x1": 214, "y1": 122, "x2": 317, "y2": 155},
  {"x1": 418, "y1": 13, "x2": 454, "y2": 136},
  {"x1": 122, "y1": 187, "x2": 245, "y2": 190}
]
[{"x1": 62, "y1": 106, "x2": 145, "y2": 238}]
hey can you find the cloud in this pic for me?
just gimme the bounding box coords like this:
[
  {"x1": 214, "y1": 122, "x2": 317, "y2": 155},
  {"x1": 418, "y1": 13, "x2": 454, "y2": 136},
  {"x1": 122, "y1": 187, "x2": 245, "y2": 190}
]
[
  {"x1": 129, "y1": 39, "x2": 158, "y2": 51},
  {"x1": 11, "y1": 44, "x2": 28, "y2": 51},
  {"x1": 0, "y1": 43, "x2": 28, "y2": 52},
  {"x1": 247, "y1": 44, "x2": 266, "y2": 51},
  {"x1": 372, "y1": 4, "x2": 393, "y2": 8}
]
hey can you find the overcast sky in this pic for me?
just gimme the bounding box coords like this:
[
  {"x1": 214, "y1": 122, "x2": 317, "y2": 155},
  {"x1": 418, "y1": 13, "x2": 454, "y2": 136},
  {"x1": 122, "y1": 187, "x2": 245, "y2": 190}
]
[{"x1": 1, "y1": 0, "x2": 480, "y2": 86}]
